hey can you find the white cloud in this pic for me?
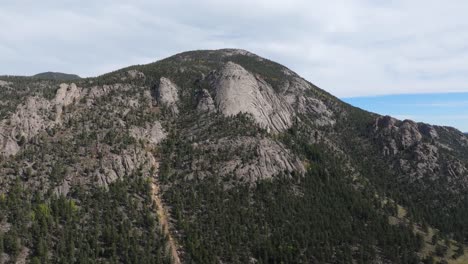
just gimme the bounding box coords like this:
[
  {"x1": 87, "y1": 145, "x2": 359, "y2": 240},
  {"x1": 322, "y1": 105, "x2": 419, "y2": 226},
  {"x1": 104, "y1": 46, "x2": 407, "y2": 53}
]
[{"x1": 1, "y1": 0, "x2": 468, "y2": 97}]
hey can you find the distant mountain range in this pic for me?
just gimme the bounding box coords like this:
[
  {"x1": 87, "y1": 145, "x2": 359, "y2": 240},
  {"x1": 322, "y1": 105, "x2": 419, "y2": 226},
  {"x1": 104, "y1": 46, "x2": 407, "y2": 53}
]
[{"x1": 32, "y1": 71, "x2": 81, "y2": 80}]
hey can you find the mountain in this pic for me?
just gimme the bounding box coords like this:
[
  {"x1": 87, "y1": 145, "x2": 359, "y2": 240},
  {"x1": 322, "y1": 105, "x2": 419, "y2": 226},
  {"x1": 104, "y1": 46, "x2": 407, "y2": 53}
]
[
  {"x1": 32, "y1": 71, "x2": 81, "y2": 80},
  {"x1": 0, "y1": 49, "x2": 467, "y2": 263}
]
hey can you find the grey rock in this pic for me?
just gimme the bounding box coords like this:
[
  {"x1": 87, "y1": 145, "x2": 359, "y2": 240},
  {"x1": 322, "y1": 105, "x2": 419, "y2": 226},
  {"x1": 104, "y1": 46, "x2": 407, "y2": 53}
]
[
  {"x1": 212, "y1": 62, "x2": 294, "y2": 133},
  {"x1": 95, "y1": 148, "x2": 157, "y2": 187},
  {"x1": 191, "y1": 136, "x2": 305, "y2": 182},
  {"x1": 126, "y1": 69, "x2": 145, "y2": 79},
  {"x1": 0, "y1": 97, "x2": 52, "y2": 156},
  {"x1": 280, "y1": 76, "x2": 336, "y2": 126},
  {"x1": 54, "y1": 83, "x2": 82, "y2": 122},
  {"x1": 373, "y1": 115, "x2": 468, "y2": 190},
  {"x1": 196, "y1": 89, "x2": 216, "y2": 113},
  {"x1": 155, "y1": 77, "x2": 179, "y2": 114},
  {"x1": 0, "y1": 80, "x2": 12, "y2": 88},
  {"x1": 130, "y1": 122, "x2": 167, "y2": 145}
]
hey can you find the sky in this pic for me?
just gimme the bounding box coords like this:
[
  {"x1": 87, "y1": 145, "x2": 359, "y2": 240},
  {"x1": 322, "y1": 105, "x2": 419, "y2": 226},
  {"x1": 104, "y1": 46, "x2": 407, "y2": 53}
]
[
  {"x1": 1, "y1": 0, "x2": 468, "y2": 130},
  {"x1": 344, "y1": 93, "x2": 468, "y2": 132}
]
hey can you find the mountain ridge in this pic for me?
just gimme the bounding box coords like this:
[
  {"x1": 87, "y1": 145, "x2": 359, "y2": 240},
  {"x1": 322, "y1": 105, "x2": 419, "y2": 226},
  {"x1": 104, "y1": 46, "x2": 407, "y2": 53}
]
[
  {"x1": 32, "y1": 71, "x2": 81, "y2": 80},
  {"x1": 98, "y1": 49, "x2": 468, "y2": 134}
]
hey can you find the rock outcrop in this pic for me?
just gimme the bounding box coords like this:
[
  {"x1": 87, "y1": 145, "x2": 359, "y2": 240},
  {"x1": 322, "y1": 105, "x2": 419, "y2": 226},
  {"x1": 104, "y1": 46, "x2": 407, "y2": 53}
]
[
  {"x1": 54, "y1": 83, "x2": 81, "y2": 106},
  {"x1": 228, "y1": 138, "x2": 305, "y2": 181},
  {"x1": 94, "y1": 148, "x2": 157, "y2": 187},
  {"x1": 281, "y1": 76, "x2": 336, "y2": 126},
  {"x1": 211, "y1": 62, "x2": 294, "y2": 133},
  {"x1": 126, "y1": 69, "x2": 145, "y2": 79},
  {"x1": 190, "y1": 136, "x2": 305, "y2": 182},
  {"x1": 374, "y1": 116, "x2": 426, "y2": 154},
  {"x1": 0, "y1": 82, "x2": 85, "y2": 156},
  {"x1": 130, "y1": 122, "x2": 167, "y2": 145},
  {"x1": 0, "y1": 80, "x2": 12, "y2": 88},
  {"x1": 54, "y1": 83, "x2": 82, "y2": 122},
  {"x1": 372, "y1": 115, "x2": 468, "y2": 189},
  {"x1": 196, "y1": 89, "x2": 216, "y2": 113},
  {"x1": 0, "y1": 97, "x2": 52, "y2": 156},
  {"x1": 155, "y1": 77, "x2": 179, "y2": 114}
]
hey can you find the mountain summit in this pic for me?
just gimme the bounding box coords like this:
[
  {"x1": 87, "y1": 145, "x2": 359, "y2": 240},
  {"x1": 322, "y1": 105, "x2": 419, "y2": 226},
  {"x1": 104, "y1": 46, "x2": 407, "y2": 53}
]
[{"x1": 0, "y1": 49, "x2": 467, "y2": 263}]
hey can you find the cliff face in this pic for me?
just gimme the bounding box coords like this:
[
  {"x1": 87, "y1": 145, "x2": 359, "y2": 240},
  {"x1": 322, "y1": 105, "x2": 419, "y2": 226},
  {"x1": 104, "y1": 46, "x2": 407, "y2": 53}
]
[
  {"x1": 0, "y1": 83, "x2": 82, "y2": 157},
  {"x1": 372, "y1": 115, "x2": 468, "y2": 191},
  {"x1": 155, "y1": 77, "x2": 180, "y2": 114},
  {"x1": 210, "y1": 61, "x2": 294, "y2": 133},
  {"x1": 0, "y1": 49, "x2": 467, "y2": 263}
]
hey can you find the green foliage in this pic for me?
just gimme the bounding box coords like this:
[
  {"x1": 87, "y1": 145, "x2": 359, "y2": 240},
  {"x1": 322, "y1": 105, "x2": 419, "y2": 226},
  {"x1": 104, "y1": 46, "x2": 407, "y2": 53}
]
[
  {"x1": 435, "y1": 244, "x2": 448, "y2": 257},
  {"x1": 32, "y1": 72, "x2": 81, "y2": 81},
  {"x1": 166, "y1": 164, "x2": 422, "y2": 263},
  {"x1": 162, "y1": 133, "x2": 423, "y2": 263},
  {"x1": 344, "y1": 126, "x2": 468, "y2": 243},
  {"x1": 4, "y1": 229, "x2": 20, "y2": 257},
  {"x1": 0, "y1": 233, "x2": 3, "y2": 255},
  {"x1": 0, "y1": 177, "x2": 170, "y2": 263},
  {"x1": 453, "y1": 244, "x2": 464, "y2": 259}
]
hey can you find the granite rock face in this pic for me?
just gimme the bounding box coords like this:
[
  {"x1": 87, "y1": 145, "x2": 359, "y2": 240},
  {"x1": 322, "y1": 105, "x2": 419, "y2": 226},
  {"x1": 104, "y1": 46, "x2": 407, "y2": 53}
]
[
  {"x1": 0, "y1": 81, "x2": 143, "y2": 157},
  {"x1": 94, "y1": 148, "x2": 157, "y2": 188},
  {"x1": 196, "y1": 89, "x2": 216, "y2": 113},
  {"x1": 54, "y1": 83, "x2": 82, "y2": 122},
  {"x1": 281, "y1": 76, "x2": 336, "y2": 126},
  {"x1": 0, "y1": 83, "x2": 83, "y2": 156},
  {"x1": 189, "y1": 136, "x2": 305, "y2": 182},
  {"x1": 126, "y1": 69, "x2": 145, "y2": 79},
  {"x1": 0, "y1": 80, "x2": 12, "y2": 87},
  {"x1": 130, "y1": 122, "x2": 167, "y2": 145},
  {"x1": 155, "y1": 77, "x2": 179, "y2": 114},
  {"x1": 373, "y1": 115, "x2": 468, "y2": 190},
  {"x1": 55, "y1": 83, "x2": 82, "y2": 107},
  {"x1": 211, "y1": 62, "x2": 294, "y2": 133},
  {"x1": 209, "y1": 61, "x2": 336, "y2": 131},
  {"x1": 374, "y1": 116, "x2": 424, "y2": 154},
  {"x1": 0, "y1": 97, "x2": 52, "y2": 156}
]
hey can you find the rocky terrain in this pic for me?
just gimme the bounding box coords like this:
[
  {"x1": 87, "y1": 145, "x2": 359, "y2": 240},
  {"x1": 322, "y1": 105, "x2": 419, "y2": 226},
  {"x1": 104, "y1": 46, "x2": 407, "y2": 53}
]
[{"x1": 0, "y1": 49, "x2": 467, "y2": 263}]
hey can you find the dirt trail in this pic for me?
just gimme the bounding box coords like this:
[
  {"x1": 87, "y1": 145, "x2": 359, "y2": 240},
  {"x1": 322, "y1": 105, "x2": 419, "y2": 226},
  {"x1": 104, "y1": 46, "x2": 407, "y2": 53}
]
[{"x1": 151, "y1": 180, "x2": 181, "y2": 264}]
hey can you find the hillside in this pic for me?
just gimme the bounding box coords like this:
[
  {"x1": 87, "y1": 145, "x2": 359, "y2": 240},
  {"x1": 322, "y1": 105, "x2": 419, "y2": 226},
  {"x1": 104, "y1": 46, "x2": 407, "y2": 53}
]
[
  {"x1": 0, "y1": 49, "x2": 467, "y2": 263},
  {"x1": 32, "y1": 72, "x2": 81, "y2": 80}
]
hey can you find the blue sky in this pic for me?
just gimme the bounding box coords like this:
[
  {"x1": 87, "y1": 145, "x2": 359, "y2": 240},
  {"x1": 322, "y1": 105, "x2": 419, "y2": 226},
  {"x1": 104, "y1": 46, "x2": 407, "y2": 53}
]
[
  {"x1": 344, "y1": 93, "x2": 468, "y2": 132},
  {"x1": 1, "y1": 1, "x2": 467, "y2": 130}
]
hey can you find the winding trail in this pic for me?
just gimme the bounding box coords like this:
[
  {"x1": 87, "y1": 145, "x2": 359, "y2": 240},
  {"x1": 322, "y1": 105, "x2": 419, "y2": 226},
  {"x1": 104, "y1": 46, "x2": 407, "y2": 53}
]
[{"x1": 150, "y1": 180, "x2": 181, "y2": 264}]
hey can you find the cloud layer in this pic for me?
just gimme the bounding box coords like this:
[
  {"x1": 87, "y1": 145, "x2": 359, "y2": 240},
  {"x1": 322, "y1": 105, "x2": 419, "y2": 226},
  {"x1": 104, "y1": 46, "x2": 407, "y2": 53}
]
[{"x1": 1, "y1": 0, "x2": 468, "y2": 97}]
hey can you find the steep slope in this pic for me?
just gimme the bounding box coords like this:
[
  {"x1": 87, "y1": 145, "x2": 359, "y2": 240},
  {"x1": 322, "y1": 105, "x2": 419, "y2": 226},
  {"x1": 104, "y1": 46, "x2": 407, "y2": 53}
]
[
  {"x1": 0, "y1": 49, "x2": 467, "y2": 263},
  {"x1": 210, "y1": 61, "x2": 294, "y2": 132}
]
